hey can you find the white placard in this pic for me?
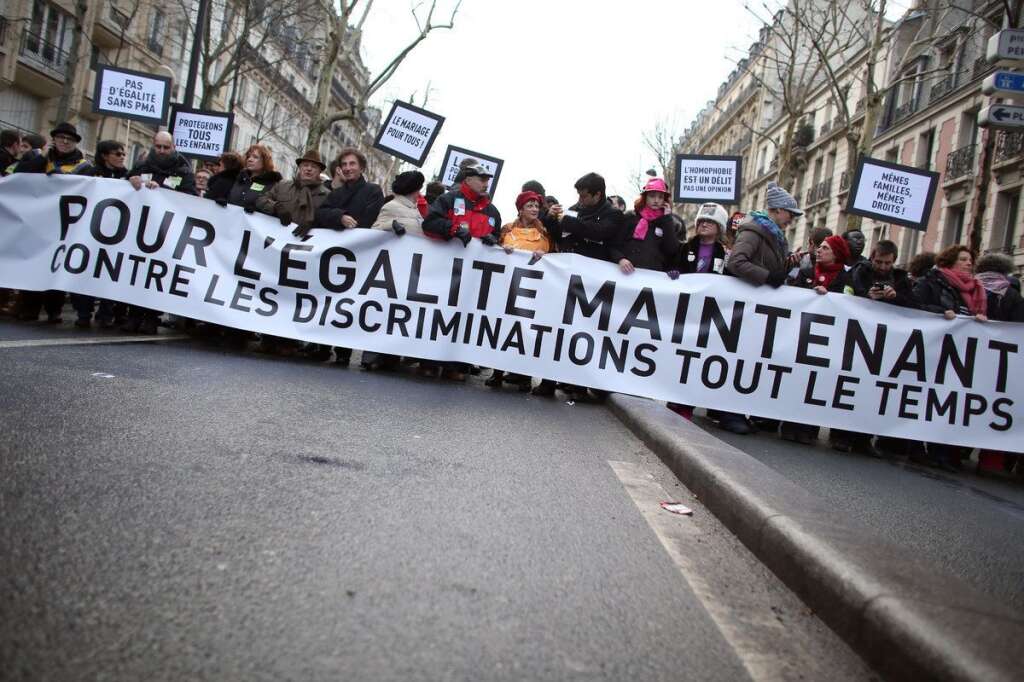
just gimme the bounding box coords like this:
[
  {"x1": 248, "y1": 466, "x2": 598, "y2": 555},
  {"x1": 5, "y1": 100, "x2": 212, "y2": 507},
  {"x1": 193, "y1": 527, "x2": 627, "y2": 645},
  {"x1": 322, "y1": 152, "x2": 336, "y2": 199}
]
[
  {"x1": 372, "y1": 100, "x2": 444, "y2": 167},
  {"x1": 847, "y1": 157, "x2": 939, "y2": 231},
  {"x1": 91, "y1": 65, "x2": 171, "y2": 125},
  {"x1": 675, "y1": 155, "x2": 742, "y2": 204},
  {"x1": 439, "y1": 145, "x2": 503, "y2": 194},
  {"x1": 169, "y1": 106, "x2": 233, "y2": 160}
]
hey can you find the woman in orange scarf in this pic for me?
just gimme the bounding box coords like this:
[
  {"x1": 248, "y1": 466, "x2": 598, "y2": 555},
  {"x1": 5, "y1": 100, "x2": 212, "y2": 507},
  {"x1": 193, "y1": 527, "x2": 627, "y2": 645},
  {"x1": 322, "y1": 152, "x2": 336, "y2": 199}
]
[{"x1": 486, "y1": 191, "x2": 555, "y2": 392}]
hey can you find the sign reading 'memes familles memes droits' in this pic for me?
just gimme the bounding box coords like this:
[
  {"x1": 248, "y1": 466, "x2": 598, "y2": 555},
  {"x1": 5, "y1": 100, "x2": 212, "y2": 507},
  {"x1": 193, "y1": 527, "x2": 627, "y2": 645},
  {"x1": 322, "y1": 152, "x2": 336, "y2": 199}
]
[
  {"x1": 372, "y1": 100, "x2": 445, "y2": 167},
  {"x1": 846, "y1": 157, "x2": 940, "y2": 231},
  {"x1": 91, "y1": 65, "x2": 172, "y2": 126},
  {"x1": 674, "y1": 154, "x2": 742, "y2": 205}
]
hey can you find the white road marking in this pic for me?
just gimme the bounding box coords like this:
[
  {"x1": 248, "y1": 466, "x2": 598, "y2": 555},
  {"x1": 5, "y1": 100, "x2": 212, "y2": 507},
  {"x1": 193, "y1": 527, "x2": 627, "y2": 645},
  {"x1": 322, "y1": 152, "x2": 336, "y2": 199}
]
[
  {"x1": 609, "y1": 460, "x2": 780, "y2": 682},
  {"x1": 0, "y1": 335, "x2": 188, "y2": 349}
]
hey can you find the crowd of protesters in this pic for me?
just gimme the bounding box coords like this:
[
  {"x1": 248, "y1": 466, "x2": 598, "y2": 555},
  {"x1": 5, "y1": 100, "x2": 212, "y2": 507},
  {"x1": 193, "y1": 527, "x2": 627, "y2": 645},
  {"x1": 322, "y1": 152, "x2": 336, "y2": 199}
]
[{"x1": 1, "y1": 123, "x2": 1021, "y2": 478}]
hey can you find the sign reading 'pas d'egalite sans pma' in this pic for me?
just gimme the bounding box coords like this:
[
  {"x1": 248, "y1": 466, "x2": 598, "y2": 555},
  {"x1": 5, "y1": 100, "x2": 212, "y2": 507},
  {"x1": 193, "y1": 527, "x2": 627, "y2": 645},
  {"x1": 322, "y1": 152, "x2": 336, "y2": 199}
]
[
  {"x1": 846, "y1": 157, "x2": 939, "y2": 231},
  {"x1": 91, "y1": 65, "x2": 172, "y2": 126}
]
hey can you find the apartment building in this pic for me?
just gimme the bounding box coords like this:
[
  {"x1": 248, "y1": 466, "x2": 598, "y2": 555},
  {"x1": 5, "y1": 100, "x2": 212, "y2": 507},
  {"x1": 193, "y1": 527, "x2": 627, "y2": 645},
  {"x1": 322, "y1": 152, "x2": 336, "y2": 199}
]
[
  {"x1": 679, "y1": 0, "x2": 1023, "y2": 270},
  {"x1": 0, "y1": 0, "x2": 389, "y2": 184}
]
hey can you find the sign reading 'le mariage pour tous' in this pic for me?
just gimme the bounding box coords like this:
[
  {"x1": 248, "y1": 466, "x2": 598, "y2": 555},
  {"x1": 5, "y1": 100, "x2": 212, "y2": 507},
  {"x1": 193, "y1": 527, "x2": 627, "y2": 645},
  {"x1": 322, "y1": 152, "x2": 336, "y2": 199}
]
[
  {"x1": 674, "y1": 154, "x2": 743, "y2": 205},
  {"x1": 91, "y1": 65, "x2": 172, "y2": 126},
  {"x1": 372, "y1": 100, "x2": 445, "y2": 167},
  {"x1": 846, "y1": 157, "x2": 939, "y2": 231}
]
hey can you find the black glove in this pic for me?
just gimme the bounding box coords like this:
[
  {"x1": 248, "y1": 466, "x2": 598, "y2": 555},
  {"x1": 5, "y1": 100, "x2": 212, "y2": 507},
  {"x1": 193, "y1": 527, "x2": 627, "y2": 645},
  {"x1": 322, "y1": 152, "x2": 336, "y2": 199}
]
[
  {"x1": 453, "y1": 225, "x2": 472, "y2": 246},
  {"x1": 391, "y1": 220, "x2": 406, "y2": 236},
  {"x1": 667, "y1": 270, "x2": 680, "y2": 280},
  {"x1": 278, "y1": 210, "x2": 292, "y2": 226},
  {"x1": 766, "y1": 270, "x2": 787, "y2": 288},
  {"x1": 243, "y1": 206, "x2": 255, "y2": 214},
  {"x1": 480, "y1": 233, "x2": 498, "y2": 247},
  {"x1": 214, "y1": 197, "x2": 228, "y2": 207},
  {"x1": 292, "y1": 224, "x2": 311, "y2": 239}
]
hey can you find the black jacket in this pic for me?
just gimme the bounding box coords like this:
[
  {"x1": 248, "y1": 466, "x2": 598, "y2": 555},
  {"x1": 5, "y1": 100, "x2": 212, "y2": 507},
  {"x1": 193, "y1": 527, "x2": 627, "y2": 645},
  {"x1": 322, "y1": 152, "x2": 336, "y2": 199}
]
[
  {"x1": 542, "y1": 198, "x2": 624, "y2": 262},
  {"x1": 315, "y1": 176, "x2": 385, "y2": 229},
  {"x1": 14, "y1": 147, "x2": 93, "y2": 176},
  {"x1": 850, "y1": 264, "x2": 917, "y2": 308},
  {"x1": 986, "y1": 284, "x2": 1024, "y2": 322},
  {"x1": 0, "y1": 147, "x2": 16, "y2": 175},
  {"x1": 678, "y1": 236, "x2": 727, "y2": 275},
  {"x1": 90, "y1": 163, "x2": 128, "y2": 180},
  {"x1": 913, "y1": 268, "x2": 972, "y2": 315},
  {"x1": 127, "y1": 150, "x2": 196, "y2": 194},
  {"x1": 223, "y1": 169, "x2": 282, "y2": 208},
  {"x1": 422, "y1": 187, "x2": 502, "y2": 240},
  {"x1": 205, "y1": 168, "x2": 241, "y2": 202},
  {"x1": 609, "y1": 213, "x2": 680, "y2": 272}
]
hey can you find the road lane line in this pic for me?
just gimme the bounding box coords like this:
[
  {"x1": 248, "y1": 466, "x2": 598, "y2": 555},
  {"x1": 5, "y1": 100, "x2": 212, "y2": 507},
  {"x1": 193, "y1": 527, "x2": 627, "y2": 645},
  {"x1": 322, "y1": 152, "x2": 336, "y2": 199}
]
[
  {"x1": 0, "y1": 335, "x2": 188, "y2": 349},
  {"x1": 609, "y1": 460, "x2": 781, "y2": 682}
]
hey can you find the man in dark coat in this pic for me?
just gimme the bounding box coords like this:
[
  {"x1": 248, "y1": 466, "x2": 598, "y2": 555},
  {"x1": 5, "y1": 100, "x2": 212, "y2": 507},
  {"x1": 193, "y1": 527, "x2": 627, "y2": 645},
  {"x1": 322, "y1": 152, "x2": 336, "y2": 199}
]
[
  {"x1": 12, "y1": 122, "x2": 93, "y2": 323},
  {"x1": 542, "y1": 172, "x2": 624, "y2": 262},
  {"x1": 122, "y1": 132, "x2": 197, "y2": 333},
  {"x1": 307, "y1": 148, "x2": 384, "y2": 365},
  {"x1": 314, "y1": 147, "x2": 385, "y2": 230},
  {"x1": 849, "y1": 239, "x2": 916, "y2": 307},
  {"x1": 0, "y1": 129, "x2": 20, "y2": 176}
]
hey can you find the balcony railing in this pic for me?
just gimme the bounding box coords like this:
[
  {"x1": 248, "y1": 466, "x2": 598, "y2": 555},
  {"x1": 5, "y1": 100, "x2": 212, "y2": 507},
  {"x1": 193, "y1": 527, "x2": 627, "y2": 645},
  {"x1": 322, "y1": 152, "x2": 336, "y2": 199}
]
[
  {"x1": 109, "y1": 6, "x2": 130, "y2": 30},
  {"x1": 19, "y1": 29, "x2": 69, "y2": 77},
  {"x1": 805, "y1": 178, "x2": 832, "y2": 206},
  {"x1": 944, "y1": 144, "x2": 974, "y2": 180},
  {"x1": 993, "y1": 131, "x2": 1024, "y2": 165},
  {"x1": 893, "y1": 98, "x2": 918, "y2": 123},
  {"x1": 820, "y1": 119, "x2": 833, "y2": 137},
  {"x1": 929, "y1": 73, "x2": 955, "y2": 102}
]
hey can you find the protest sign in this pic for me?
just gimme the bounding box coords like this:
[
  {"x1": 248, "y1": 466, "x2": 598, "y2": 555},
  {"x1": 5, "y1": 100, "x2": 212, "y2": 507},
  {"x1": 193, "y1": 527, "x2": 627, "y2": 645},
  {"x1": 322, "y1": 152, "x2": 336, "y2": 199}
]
[
  {"x1": 373, "y1": 100, "x2": 445, "y2": 166},
  {"x1": 674, "y1": 154, "x2": 742, "y2": 204},
  {"x1": 91, "y1": 65, "x2": 172, "y2": 126},
  {"x1": 846, "y1": 157, "x2": 939, "y2": 231},
  {"x1": 439, "y1": 145, "x2": 503, "y2": 194},
  {"x1": 1, "y1": 174, "x2": 1021, "y2": 453},
  {"x1": 168, "y1": 106, "x2": 234, "y2": 160}
]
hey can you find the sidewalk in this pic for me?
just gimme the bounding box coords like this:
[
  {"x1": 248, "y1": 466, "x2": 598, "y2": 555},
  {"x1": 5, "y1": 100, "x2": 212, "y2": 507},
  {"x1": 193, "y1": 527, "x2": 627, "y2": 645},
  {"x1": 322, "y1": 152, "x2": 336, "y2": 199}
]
[{"x1": 608, "y1": 394, "x2": 1024, "y2": 682}]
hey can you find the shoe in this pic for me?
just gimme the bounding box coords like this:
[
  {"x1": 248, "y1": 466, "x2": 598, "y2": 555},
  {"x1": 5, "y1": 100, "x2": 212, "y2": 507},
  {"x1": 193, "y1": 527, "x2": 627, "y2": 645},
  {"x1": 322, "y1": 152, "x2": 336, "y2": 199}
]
[
  {"x1": 718, "y1": 413, "x2": 753, "y2": 435},
  {"x1": 334, "y1": 355, "x2": 350, "y2": 367},
  {"x1": 302, "y1": 346, "x2": 332, "y2": 362},
  {"x1": 416, "y1": 364, "x2": 439, "y2": 378},
  {"x1": 484, "y1": 373, "x2": 503, "y2": 388},
  {"x1": 441, "y1": 368, "x2": 466, "y2": 382},
  {"x1": 138, "y1": 318, "x2": 158, "y2": 335},
  {"x1": 74, "y1": 318, "x2": 91, "y2": 329},
  {"x1": 120, "y1": 318, "x2": 141, "y2": 333},
  {"x1": 780, "y1": 423, "x2": 800, "y2": 442},
  {"x1": 531, "y1": 381, "x2": 556, "y2": 397},
  {"x1": 830, "y1": 437, "x2": 853, "y2": 453},
  {"x1": 796, "y1": 430, "x2": 817, "y2": 446},
  {"x1": 516, "y1": 379, "x2": 533, "y2": 393}
]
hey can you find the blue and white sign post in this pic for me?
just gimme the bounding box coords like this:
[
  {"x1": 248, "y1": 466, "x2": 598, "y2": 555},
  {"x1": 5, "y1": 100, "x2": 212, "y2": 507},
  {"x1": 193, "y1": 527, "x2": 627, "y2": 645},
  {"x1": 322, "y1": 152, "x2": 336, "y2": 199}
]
[
  {"x1": 978, "y1": 29, "x2": 1024, "y2": 131},
  {"x1": 982, "y1": 71, "x2": 1024, "y2": 99}
]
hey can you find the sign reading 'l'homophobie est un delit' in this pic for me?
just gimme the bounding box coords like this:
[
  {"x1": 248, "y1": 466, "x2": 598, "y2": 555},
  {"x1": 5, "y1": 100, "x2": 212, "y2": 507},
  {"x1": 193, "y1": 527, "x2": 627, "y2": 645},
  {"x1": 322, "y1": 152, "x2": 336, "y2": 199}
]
[{"x1": 674, "y1": 154, "x2": 742, "y2": 205}]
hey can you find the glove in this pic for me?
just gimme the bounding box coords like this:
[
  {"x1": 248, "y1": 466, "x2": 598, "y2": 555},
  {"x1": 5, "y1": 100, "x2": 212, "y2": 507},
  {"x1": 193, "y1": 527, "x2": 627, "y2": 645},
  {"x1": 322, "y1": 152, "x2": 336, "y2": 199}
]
[
  {"x1": 453, "y1": 225, "x2": 472, "y2": 246},
  {"x1": 278, "y1": 210, "x2": 292, "y2": 226},
  {"x1": 243, "y1": 206, "x2": 255, "y2": 214},
  {"x1": 766, "y1": 270, "x2": 787, "y2": 288},
  {"x1": 391, "y1": 220, "x2": 406, "y2": 236},
  {"x1": 667, "y1": 270, "x2": 680, "y2": 280},
  {"x1": 480, "y1": 233, "x2": 498, "y2": 247},
  {"x1": 214, "y1": 198, "x2": 228, "y2": 207},
  {"x1": 292, "y1": 224, "x2": 311, "y2": 239}
]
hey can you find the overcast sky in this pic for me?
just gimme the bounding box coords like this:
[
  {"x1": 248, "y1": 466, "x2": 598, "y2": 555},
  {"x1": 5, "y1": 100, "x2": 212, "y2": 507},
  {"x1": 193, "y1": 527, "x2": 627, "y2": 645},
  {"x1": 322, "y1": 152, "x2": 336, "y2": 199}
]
[{"x1": 357, "y1": 0, "x2": 770, "y2": 214}]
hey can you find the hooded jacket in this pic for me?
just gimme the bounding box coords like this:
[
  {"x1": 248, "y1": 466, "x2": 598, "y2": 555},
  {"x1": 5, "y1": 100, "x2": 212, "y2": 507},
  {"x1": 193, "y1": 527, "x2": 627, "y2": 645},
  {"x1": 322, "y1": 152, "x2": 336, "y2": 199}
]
[
  {"x1": 127, "y1": 150, "x2": 196, "y2": 194},
  {"x1": 542, "y1": 198, "x2": 624, "y2": 262},
  {"x1": 725, "y1": 217, "x2": 788, "y2": 285},
  {"x1": 255, "y1": 175, "x2": 330, "y2": 230},
  {"x1": 315, "y1": 175, "x2": 385, "y2": 229}
]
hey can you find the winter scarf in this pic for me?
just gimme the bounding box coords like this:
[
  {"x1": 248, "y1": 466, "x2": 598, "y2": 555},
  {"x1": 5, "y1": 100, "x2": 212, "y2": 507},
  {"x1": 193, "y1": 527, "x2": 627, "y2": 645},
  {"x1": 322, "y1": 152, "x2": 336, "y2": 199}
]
[
  {"x1": 749, "y1": 210, "x2": 789, "y2": 253},
  {"x1": 814, "y1": 260, "x2": 845, "y2": 289},
  {"x1": 500, "y1": 218, "x2": 552, "y2": 253},
  {"x1": 632, "y1": 206, "x2": 664, "y2": 240},
  {"x1": 939, "y1": 267, "x2": 987, "y2": 315},
  {"x1": 977, "y1": 271, "x2": 1011, "y2": 297}
]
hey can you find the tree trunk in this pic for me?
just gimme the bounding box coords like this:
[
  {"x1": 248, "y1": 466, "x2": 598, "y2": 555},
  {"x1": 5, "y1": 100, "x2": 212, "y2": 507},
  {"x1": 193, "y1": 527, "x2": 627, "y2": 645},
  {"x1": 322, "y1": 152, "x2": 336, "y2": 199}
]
[
  {"x1": 775, "y1": 116, "x2": 798, "y2": 190},
  {"x1": 304, "y1": 14, "x2": 345, "y2": 151}
]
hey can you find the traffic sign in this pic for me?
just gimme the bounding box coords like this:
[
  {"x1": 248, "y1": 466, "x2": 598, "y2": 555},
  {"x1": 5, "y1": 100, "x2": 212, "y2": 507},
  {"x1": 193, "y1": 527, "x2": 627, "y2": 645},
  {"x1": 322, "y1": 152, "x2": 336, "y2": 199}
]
[
  {"x1": 978, "y1": 104, "x2": 1024, "y2": 129},
  {"x1": 982, "y1": 71, "x2": 1024, "y2": 98},
  {"x1": 987, "y1": 29, "x2": 1024, "y2": 64}
]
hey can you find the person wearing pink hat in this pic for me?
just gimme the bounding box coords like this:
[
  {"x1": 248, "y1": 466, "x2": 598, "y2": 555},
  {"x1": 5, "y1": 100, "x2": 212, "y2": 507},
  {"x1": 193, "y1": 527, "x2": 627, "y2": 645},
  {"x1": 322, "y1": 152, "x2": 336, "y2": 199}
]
[{"x1": 610, "y1": 178, "x2": 680, "y2": 275}]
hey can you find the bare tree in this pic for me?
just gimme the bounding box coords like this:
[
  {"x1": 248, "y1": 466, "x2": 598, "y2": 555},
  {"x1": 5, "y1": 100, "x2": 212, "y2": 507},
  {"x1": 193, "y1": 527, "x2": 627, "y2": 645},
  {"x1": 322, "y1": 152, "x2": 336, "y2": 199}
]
[{"x1": 304, "y1": 0, "x2": 461, "y2": 150}]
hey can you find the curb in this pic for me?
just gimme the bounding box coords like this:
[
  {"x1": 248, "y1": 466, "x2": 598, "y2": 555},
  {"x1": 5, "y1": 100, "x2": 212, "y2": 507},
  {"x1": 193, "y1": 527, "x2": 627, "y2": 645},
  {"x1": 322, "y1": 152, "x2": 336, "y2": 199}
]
[{"x1": 607, "y1": 394, "x2": 1024, "y2": 682}]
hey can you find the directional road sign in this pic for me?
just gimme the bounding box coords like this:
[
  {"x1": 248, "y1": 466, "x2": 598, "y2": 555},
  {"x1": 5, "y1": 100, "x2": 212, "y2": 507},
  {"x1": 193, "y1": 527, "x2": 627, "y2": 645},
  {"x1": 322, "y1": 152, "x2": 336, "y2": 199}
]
[
  {"x1": 978, "y1": 104, "x2": 1024, "y2": 129},
  {"x1": 982, "y1": 71, "x2": 1024, "y2": 98},
  {"x1": 987, "y1": 29, "x2": 1024, "y2": 64}
]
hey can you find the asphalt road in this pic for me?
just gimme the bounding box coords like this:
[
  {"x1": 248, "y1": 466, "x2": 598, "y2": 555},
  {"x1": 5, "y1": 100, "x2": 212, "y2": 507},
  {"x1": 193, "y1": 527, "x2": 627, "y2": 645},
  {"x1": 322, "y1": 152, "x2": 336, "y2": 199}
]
[
  {"x1": 0, "y1": 316, "x2": 874, "y2": 681},
  {"x1": 694, "y1": 413, "x2": 1024, "y2": 612}
]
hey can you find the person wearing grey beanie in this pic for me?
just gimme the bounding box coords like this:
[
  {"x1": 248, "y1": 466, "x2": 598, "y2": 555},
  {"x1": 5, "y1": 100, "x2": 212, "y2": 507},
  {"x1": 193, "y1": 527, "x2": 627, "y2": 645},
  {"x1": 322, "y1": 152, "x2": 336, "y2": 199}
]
[{"x1": 725, "y1": 182, "x2": 801, "y2": 287}]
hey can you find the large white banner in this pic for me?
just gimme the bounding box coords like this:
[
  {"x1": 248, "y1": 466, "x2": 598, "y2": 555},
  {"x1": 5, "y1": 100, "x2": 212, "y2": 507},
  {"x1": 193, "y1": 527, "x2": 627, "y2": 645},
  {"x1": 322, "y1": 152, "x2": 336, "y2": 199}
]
[{"x1": 1, "y1": 175, "x2": 1022, "y2": 451}]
